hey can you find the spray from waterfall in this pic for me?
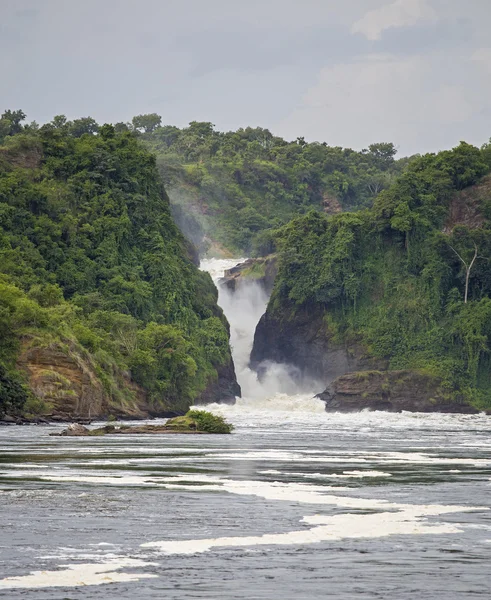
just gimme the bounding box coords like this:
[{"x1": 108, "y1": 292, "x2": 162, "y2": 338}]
[{"x1": 201, "y1": 258, "x2": 324, "y2": 411}]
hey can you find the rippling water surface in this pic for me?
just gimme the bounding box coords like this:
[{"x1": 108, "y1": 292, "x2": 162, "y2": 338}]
[
  {"x1": 2, "y1": 259, "x2": 491, "y2": 598},
  {"x1": 2, "y1": 406, "x2": 491, "y2": 599}
]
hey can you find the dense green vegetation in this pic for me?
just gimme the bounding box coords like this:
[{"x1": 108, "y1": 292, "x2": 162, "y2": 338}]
[
  {"x1": 167, "y1": 409, "x2": 233, "y2": 434},
  {"x1": 0, "y1": 111, "x2": 233, "y2": 416},
  {"x1": 121, "y1": 116, "x2": 410, "y2": 255},
  {"x1": 269, "y1": 141, "x2": 491, "y2": 409}
]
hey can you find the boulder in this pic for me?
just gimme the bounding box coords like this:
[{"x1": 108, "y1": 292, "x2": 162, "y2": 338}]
[{"x1": 57, "y1": 423, "x2": 90, "y2": 436}]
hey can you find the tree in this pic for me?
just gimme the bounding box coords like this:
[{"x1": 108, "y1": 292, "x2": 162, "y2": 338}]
[
  {"x1": 0, "y1": 109, "x2": 26, "y2": 138},
  {"x1": 51, "y1": 115, "x2": 68, "y2": 129},
  {"x1": 436, "y1": 141, "x2": 487, "y2": 190},
  {"x1": 368, "y1": 142, "x2": 397, "y2": 170},
  {"x1": 449, "y1": 242, "x2": 479, "y2": 304},
  {"x1": 2, "y1": 109, "x2": 26, "y2": 133},
  {"x1": 114, "y1": 122, "x2": 131, "y2": 134},
  {"x1": 187, "y1": 121, "x2": 215, "y2": 138},
  {"x1": 132, "y1": 113, "x2": 162, "y2": 133},
  {"x1": 69, "y1": 117, "x2": 99, "y2": 137}
]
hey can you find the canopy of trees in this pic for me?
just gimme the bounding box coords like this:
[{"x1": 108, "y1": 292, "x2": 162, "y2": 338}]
[
  {"x1": 113, "y1": 115, "x2": 412, "y2": 255},
  {"x1": 269, "y1": 142, "x2": 491, "y2": 409},
  {"x1": 0, "y1": 112, "x2": 233, "y2": 415}
]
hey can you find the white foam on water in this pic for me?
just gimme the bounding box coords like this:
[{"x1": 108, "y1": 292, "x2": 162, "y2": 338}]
[
  {"x1": 0, "y1": 472, "x2": 160, "y2": 486},
  {"x1": 142, "y1": 504, "x2": 481, "y2": 556},
  {"x1": 141, "y1": 473, "x2": 487, "y2": 555},
  {"x1": 200, "y1": 449, "x2": 491, "y2": 467},
  {"x1": 146, "y1": 473, "x2": 488, "y2": 513},
  {"x1": 203, "y1": 393, "x2": 326, "y2": 418},
  {"x1": 0, "y1": 558, "x2": 158, "y2": 589},
  {"x1": 259, "y1": 470, "x2": 392, "y2": 480}
]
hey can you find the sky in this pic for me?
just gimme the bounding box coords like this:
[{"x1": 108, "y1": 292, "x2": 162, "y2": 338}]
[{"x1": 1, "y1": 0, "x2": 490, "y2": 156}]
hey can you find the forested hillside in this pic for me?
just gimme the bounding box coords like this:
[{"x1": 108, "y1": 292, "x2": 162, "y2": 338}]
[
  {"x1": 119, "y1": 114, "x2": 411, "y2": 255},
  {"x1": 0, "y1": 111, "x2": 238, "y2": 419},
  {"x1": 252, "y1": 141, "x2": 491, "y2": 410}
]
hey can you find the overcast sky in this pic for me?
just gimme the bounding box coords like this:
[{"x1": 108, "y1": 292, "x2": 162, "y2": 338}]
[{"x1": 1, "y1": 0, "x2": 490, "y2": 155}]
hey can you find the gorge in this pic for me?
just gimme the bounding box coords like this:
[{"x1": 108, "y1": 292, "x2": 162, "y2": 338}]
[{"x1": 1, "y1": 113, "x2": 491, "y2": 600}]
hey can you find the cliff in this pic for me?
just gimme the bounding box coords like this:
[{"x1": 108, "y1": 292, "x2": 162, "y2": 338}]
[
  {"x1": 0, "y1": 122, "x2": 239, "y2": 420},
  {"x1": 317, "y1": 370, "x2": 478, "y2": 414},
  {"x1": 250, "y1": 143, "x2": 491, "y2": 413},
  {"x1": 250, "y1": 303, "x2": 385, "y2": 382}
]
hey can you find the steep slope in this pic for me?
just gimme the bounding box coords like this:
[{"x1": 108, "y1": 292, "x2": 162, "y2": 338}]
[
  {"x1": 0, "y1": 120, "x2": 239, "y2": 419},
  {"x1": 251, "y1": 142, "x2": 491, "y2": 412}
]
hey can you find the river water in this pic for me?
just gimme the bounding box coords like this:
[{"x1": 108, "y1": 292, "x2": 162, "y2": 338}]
[{"x1": 1, "y1": 260, "x2": 491, "y2": 599}]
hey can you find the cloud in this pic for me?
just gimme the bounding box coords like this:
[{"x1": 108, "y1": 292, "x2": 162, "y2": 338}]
[
  {"x1": 176, "y1": 25, "x2": 369, "y2": 76},
  {"x1": 471, "y1": 48, "x2": 491, "y2": 72},
  {"x1": 276, "y1": 51, "x2": 490, "y2": 155},
  {"x1": 0, "y1": 0, "x2": 490, "y2": 154},
  {"x1": 352, "y1": 0, "x2": 437, "y2": 40}
]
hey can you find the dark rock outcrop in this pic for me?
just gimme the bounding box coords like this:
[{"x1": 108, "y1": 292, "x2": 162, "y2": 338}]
[
  {"x1": 317, "y1": 370, "x2": 479, "y2": 413},
  {"x1": 195, "y1": 360, "x2": 241, "y2": 406},
  {"x1": 250, "y1": 304, "x2": 385, "y2": 383},
  {"x1": 220, "y1": 255, "x2": 278, "y2": 295}
]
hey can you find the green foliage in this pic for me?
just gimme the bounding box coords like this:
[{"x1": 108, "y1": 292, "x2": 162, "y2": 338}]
[
  {"x1": 0, "y1": 111, "x2": 234, "y2": 415},
  {"x1": 132, "y1": 113, "x2": 162, "y2": 133},
  {"x1": 134, "y1": 120, "x2": 410, "y2": 255},
  {"x1": 270, "y1": 141, "x2": 491, "y2": 409},
  {"x1": 185, "y1": 409, "x2": 234, "y2": 433},
  {"x1": 0, "y1": 364, "x2": 30, "y2": 416}
]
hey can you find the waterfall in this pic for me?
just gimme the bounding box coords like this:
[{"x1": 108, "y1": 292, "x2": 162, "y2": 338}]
[{"x1": 201, "y1": 258, "x2": 325, "y2": 413}]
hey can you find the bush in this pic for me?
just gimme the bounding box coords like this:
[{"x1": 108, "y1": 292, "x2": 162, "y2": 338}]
[{"x1": 186, "y1": 409, "x2": 234, "y2": 433}]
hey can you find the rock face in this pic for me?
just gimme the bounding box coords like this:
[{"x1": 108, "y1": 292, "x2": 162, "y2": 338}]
[
  {"x1": 443, "y1": 174, "x2": 490, "y2": 233},
  {"x1": 250, "y1": 304, "x2": 477, "y2": 413},
  {"x1": 322, "y1": 193, "x2": 343, "y2": 215},
  {"x1": 250, "y1": 304, "x2": 385, "y2": 383},
  {"x1": 220, "y1": 255, "x2": 278, "y2": 295},
  {"x1": 18, "y1": 345, "x2": 110, "y2": 419},
  {"x1": 318, "y1": 370, "x2": 479, "y2": 414},
  {"x1": 195, "y1": 360, "x2": 241, "y2": 405},
  {"x1": 17, "y1": 343, "x2": 239, "y2": 421}
]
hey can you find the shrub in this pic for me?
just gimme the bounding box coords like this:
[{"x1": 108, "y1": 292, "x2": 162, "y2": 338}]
[{"x1": 186, "y1": 409, "x2": 234, "y2": 433}]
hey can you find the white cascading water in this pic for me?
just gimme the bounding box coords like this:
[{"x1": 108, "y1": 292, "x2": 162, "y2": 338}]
[{"x1": 200, "y1": 258, "x2": 325, "y2": 416}]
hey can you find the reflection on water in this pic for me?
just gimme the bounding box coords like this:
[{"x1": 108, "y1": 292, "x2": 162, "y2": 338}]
[{"x1": 1, "y1": 409, "x2": 491, "y2": 598}]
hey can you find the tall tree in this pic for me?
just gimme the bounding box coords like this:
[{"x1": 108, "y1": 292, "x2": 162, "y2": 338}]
[{"x1": 132, "y1": 113, "x2": 162, "y2": 133}]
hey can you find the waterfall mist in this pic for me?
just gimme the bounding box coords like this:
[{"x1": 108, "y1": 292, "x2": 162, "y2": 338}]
[{"x1": 201, "y1": 258, "x2": 323, "y2": 405}]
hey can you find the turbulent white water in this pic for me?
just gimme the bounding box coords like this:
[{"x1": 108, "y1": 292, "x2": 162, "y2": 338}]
[{"x1": 200, "y1": 258, "x2": 324, "y2": 413}]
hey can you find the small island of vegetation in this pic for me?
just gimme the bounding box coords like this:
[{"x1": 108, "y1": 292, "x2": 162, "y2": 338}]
[{"x1": 51, "y1": 410, "x2": 234, "y2": 436}]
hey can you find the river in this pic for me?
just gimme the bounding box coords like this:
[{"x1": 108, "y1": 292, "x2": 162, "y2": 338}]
[{"x1": 1, "y1": 259, "x2": 491, "y2": 598}]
